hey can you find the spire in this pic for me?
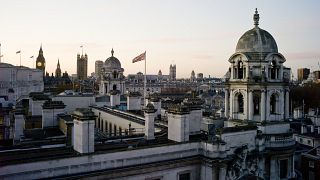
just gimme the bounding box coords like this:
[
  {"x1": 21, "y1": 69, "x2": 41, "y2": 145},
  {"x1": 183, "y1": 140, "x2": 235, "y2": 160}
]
[
  {"x1": 39, "y1": 44, "x2": 43, "y2": 54},
  {"x1": 111, "y1": 48, "x2": 114, "y2": 57},
  {"x1": 57, "y1": 59, "x2": 60, "y2": 67},
  {"x1": 253, "y1": 8, "x2": 260, "y2": 27}
]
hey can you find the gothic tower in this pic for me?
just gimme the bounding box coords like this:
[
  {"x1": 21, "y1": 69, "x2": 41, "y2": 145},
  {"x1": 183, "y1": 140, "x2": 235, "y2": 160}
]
[
  {"x1": 169, "y1": 64, "x2": 176, "y2": 81},
  {"x1": 55, "y1": 59, "x2": 62, "y2": 78},
  {"x1": 77, "y1": 53, "x2": 88, "y2": 80},
  {"x1": 36, "y1": 45, "x2": 46, "y2": 76}
]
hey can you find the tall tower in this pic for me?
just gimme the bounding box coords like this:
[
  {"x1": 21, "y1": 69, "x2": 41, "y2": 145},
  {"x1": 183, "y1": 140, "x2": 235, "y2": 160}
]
[
  {"x1": 169, "y1": 64, "x2": 176, "y2": 81},
  {"x1": 225, "y1": 9, "x2": 291, "y2": 122},
  {"x1": 95, "y1": 60, "x2": 104, "y2": 80},
  {"x1": 77, "y1": 53, "x2": 88, "y2": 80},
  {"x1": 190, "y1": 70, "x2": 196, "y2": 82},
  {"x1": 99, "y1": 49, "x2": 125, "y2": 95},
  {"x1": 36, "y1": 45, "x2": 46, "y2": 76},
  {"x1": 55, "y1": 59, "x2": 62, "y2": 78}
]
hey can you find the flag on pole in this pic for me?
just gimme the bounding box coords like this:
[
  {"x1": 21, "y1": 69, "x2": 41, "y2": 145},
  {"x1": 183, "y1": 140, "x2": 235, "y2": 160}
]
[
  {"x1": 0, "y1": 55, "x2": 3, "y2": 57},
  {"x1": 30, "y1": 56, "x2": 34, "y2": 58},
  {"x1": 16, "y1": 51, "x2": 21, "y2": 54},
  {"x1": 132, "y1": 51, "x2": 146, "y2": 63},
  {"x1": 80, "y1": 45, "x2": 83, "y2": 48}
]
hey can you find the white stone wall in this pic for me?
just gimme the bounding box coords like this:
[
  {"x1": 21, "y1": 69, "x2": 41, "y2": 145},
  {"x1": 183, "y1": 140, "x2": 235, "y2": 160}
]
[
  {"x1": 53, "y1": 96, "x2": 95, "y2": 113},
  {"x1": 0, "y1": 142, "x2": 200, "y2": 179},
  {"x1": 110, "y1": 94, "x2": 120, "y2": 107},
  {"x1": 189, "y1": 109, "x2": 202, "y2": 134},
  {"x1": 168, "y1": 113, "x2": 189, "y2": 142},
  {"x1": 73, "y1": 119, "x2": 95, "y2": 153},
  {"x1": 127, "y1": 96, "x2": 141, "y2": 111},
  {"x1": 31, "y1": 100, "x2": 46, "y2": 116},
  {"x1": 91, "y1": 108, "x2": 146, "y2": 134},
  {"x1": 145, "y1": 112, "x2": 155, "y2": 140},
  {"x1": 0, "y1": 65, "x2": 43, "y2": 101},
  {"x1": 42, "y1": 108, "x2": 65, "y2": 128},
  {"x1": 13, "y1": 114, "x2": 24, "y2": 141},
  {"x1": 221, "y1": 130, "x2": 257, "y2": 152}
]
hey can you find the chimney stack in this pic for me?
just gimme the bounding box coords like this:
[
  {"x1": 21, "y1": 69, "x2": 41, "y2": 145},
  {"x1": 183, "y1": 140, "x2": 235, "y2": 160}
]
[{"x1": 144, "y1": 103, "x2": 156, "y2": 140}]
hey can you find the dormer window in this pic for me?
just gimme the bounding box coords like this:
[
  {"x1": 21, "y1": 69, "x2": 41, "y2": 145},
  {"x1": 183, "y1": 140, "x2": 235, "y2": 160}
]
[
  {"x1": 270, "y1": 60, "x2": 277, "y2": 79},
  {"x1": 237, "y1": 61, "x2": 244, "y2": 79}
]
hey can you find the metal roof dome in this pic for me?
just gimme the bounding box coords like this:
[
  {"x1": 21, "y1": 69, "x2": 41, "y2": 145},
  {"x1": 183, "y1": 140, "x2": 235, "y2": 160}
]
[
  {"x1": 235, "y1": 9, "x2": 278, "y2": 53},
  {"x1": 104, "y1": 49, "x2": 121, "y2": 69}
]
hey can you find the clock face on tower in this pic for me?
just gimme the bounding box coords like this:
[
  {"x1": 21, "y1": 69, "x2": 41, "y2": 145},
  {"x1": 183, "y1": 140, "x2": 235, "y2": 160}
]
[{"x1": 37, "y1": 62, "x2": 42, "y2": 67}]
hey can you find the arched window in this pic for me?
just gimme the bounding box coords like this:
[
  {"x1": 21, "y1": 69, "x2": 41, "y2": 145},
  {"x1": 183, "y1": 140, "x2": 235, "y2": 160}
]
[
  {"x1": 270, "y1": 93, "x2": 277, "y2": 114},
  {"x1": 253, "y1": 94, "x2": 260, "y2": 115},
  {"x1": 237, "y1": 93, "x2": 244, "y2": 113},
  {"x1": 238, "y1": 61, "x2": 244, "y2": 79},
  {"x1": 271, "y1": 60, "x2": 277, "y2": 79},
  {"x1": 113, "y1": 84, "x2": 117, "y2": 90},
  {"x1": 113, "y1": 71, "x2": 117, "y2": 79}
]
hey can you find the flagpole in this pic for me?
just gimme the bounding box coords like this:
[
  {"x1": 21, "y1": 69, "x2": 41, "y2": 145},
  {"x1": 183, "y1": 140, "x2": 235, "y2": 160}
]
[
  {"x1": 19, "y1": 51, "x2": 21, "y2": 67},
  {"x1": 0, "y1": 43, "x2": 2, "y2": 63},
  {"x1": 144, "y1": 51, "x2": 147, "y2": 107}
]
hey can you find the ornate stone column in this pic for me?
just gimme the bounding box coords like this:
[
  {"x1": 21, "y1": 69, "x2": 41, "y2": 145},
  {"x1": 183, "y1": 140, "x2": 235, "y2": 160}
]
[
  {"x1": 230, "y1": 64, "x2": 234, "y2": 80},
  {"x1": 285, "y1": 89, "x2": 290, "y2": 119},
  {"x1": 225, "y1": 89, "x2": 229, "y2": 118},
  {"x1": 219, "y1": 164, "x2": 227, "y2": 180},
  {"x1": 248, "y1": 90, "x2": 253, "y2": 121},
  {"x1": 261, "y1": 90, "x2": 266, "y2": 121},
  {"x1": 229, "y1": 89, "x2": 233, "y2": 119}
]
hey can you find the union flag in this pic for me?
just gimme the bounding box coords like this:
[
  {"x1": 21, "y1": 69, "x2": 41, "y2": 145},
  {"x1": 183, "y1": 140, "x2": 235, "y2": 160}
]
[{"x1": 132, "y1": 51, "x2": 146, "y2": 63}]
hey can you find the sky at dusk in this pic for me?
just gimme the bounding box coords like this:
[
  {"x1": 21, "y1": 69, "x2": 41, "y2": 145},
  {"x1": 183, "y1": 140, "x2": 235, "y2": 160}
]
[{"x1": 1, "y1": 0, "x2": 320, "y2": 78}]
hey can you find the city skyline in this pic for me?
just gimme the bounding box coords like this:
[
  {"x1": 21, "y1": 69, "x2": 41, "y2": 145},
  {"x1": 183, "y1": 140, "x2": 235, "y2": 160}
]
[{"x1": 1, "y1": 0, "x2": 320, "y2": 78}]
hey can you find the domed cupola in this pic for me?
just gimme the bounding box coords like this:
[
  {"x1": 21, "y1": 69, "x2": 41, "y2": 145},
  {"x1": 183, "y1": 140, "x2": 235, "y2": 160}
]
[
  {"x1": 104, "y1": 48, "x2": 122, "y2": 70},
  {"x1": 235, "y1": 9, "x2": 278, "y2": 53}
]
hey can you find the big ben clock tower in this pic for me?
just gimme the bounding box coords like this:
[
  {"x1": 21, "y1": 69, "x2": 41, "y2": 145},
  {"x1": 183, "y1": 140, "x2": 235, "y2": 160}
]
[{"x1": 36, "y1": 45, "x2": 46, "y2": 75}]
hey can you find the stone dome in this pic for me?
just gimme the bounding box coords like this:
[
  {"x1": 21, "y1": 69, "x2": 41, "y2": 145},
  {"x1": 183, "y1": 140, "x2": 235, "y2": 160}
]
[
  {"x1": 236, "y1": 27, "x2": 278, "y2": 53},
  {"x1": 105, "y1": 49, "x2": 121, "y2": 69},
  {"x1": 235, "y1": 9, "x2": 278, "y2": 53}
]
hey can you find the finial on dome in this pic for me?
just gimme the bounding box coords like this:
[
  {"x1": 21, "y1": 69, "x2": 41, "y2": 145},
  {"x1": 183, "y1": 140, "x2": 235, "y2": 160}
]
[
  {"x1": 111, "y1": 48, "x2": 114, "y2": 57},
  {"x1": 253, "y1": 8, "x2": 260, "y2": 27}
]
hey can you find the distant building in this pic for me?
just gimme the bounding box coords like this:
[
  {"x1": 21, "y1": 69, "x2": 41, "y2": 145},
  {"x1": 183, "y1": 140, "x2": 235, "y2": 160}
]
[
  {"x1": 298, "y1": 68, "x2": 310, "y2": 82},
  {"x1": 77, "y1": 53, "x2": 88, "y2": 80},
  {"x1": 55, "y1": 59, "x2": 62, "y2": 78},
  {"x1": 190, "y1": 70, "x2": 196, "y2": 82},
  {"x1": 197, "y1": 73, "x2": 204, "y2": 80},
  {"x1": 99, "y1": 49, "x2": 125, "y2": 95},
  {"x1": 35, "y1": 45, "x2": 46, "y2": 76},
  {"x1": 169, "y1": 64, "x2": 176, "y2": 81},
  {"x1": 0, "y1": 62, "x2": 43, "y2": 101},
  {"x1": 95, "y1": 60, "x2": 103, "y2": 77}
]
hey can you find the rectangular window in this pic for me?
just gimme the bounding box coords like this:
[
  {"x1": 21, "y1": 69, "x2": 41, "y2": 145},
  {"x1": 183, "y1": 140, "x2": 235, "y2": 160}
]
[
  {"x1": 178, "y1": 172, "x2": 191, "y2": 180},
  {"x1": 279, "y1": 159, "x2": 288, "y2": 179},
  {"x1": 309, "y1": 161, "x2": 314, "y2": 168}
]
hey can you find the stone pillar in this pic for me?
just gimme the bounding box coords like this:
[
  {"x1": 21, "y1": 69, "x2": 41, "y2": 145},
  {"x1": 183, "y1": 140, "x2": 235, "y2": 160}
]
[
  {"x1": 280, "y1": 90, "x2": 285, "y2": 119},
  {"x1": 285, "y1": 89, "x2": 290, "y2": 119},
  {"x1": 261, "y1": 90, "x2": 266, "y2": 121},
  {"x1": 219, "y1": 164, "x2": 227, "y2": 180},
  {"x1": 144, "y1": 103, "x2": 156, "y2": 140},
  {"x1": 230, "y1": 65, "x2": 234, "y2": 80},
  {"x1": 72, "y1": 108, "x2": 96, "y2": 154},
  {"x1": 229, "y1": 89, "x2": 233, "y2": 119},
  {"x1": 225, "y1": 89, "x2": 229, "y2": 118},
  {"x1": 168, "y1": 105, "x2": 190, "y2": 142},
  {"x1": 246, "y1": 65, "x2": 250, "y2": 80},
  {"x1": 13, "y1": 109, "x2": 25, "y2": 142},
  {"x1": 248, "y1": 90, "x2": 253, "y2": 121}
]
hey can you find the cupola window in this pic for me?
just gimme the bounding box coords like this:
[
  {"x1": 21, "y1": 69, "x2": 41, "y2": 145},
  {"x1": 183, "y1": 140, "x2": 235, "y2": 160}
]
[
  {"x1": 270, "y1": 93, "x2": 278, "y2": 114},
  {"x1": 237, "y1": 93, "x2": 244, "y2": 113}
]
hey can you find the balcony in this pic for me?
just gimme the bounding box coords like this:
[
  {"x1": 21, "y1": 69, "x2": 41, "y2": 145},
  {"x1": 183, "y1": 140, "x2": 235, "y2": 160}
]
[{"x1": 264, "y1": 133, "x2": 295, "y2": 149}]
